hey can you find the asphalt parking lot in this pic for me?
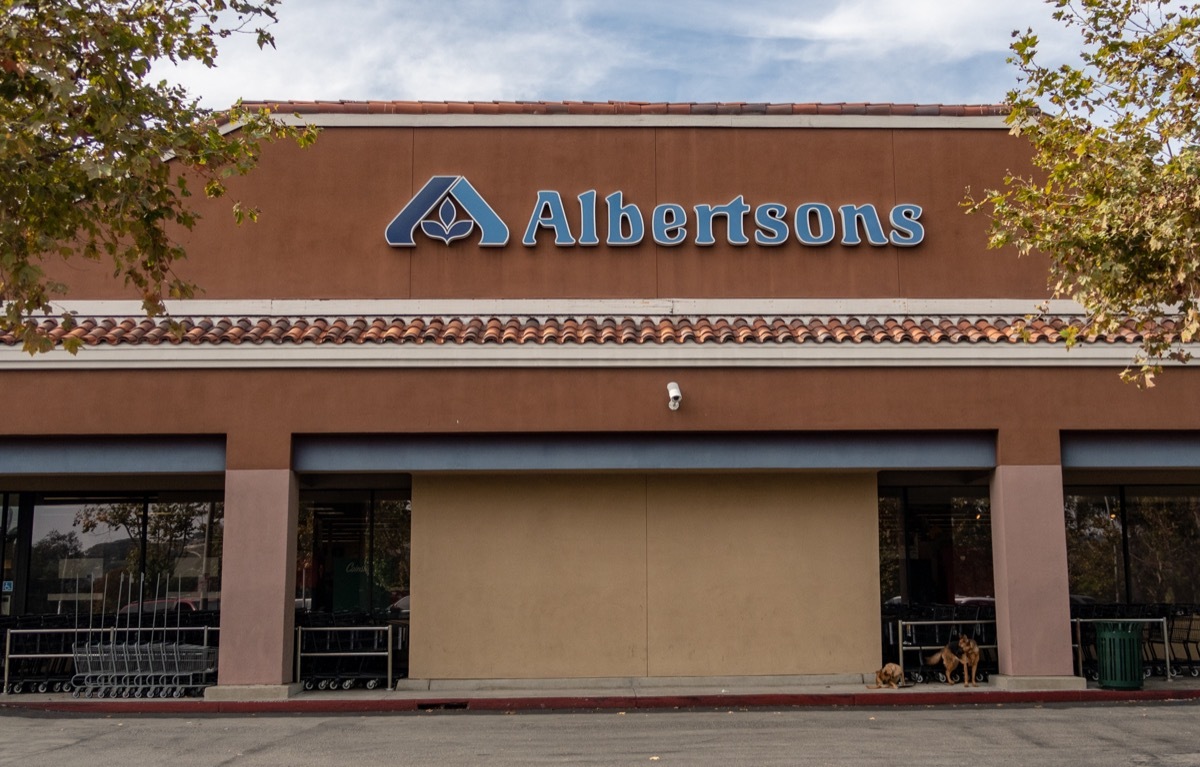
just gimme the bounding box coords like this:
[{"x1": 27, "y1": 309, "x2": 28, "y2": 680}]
[{"x1": 2, "y1": 700, "x2": 1199, "y2": 767}]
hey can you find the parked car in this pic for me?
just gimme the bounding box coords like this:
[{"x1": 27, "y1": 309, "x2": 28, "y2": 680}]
[
  {"x1": 390, "y1": 595, "x2": 410, "y2": 617},
  {"x1": 118, "y1": 598, "x2": 219, "y2": 614}
]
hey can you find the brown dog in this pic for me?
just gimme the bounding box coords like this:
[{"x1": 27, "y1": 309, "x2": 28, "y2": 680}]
[
  {"x1": 925, "y1": 643, "x2": 963, "y2": 684},
  {"x1": 866, "y1": 662, "x2": 904, "y2": 689},
  {"x1": 958, "y1": 634, "x2": 981, "y2": 687}
]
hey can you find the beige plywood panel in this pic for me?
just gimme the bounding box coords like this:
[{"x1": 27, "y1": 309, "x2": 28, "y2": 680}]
[
  {"x1": 409, "y1": 474, "x2": 648, "y2": 679},
  {"x1": 645, "y1": 473, "x2": 879, "y2": 676}
]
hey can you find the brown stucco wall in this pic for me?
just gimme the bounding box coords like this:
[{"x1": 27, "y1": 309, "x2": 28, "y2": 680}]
[
  {"x1": 410, "y1": 472, "x2": 877, "y2": 679},
  {"x1": 39, "y1": 124, "x2": 1044, "y2": 301},
  {"x1": 2, "y1": 366, "x2": 1198, "y2": 468}
]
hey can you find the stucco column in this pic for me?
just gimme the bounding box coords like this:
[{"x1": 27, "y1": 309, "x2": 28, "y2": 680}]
[
  {"x1": 989, "y1": 464, "x2": 1084, "y2": 689},
  {"x1": 208, "y1": 469, "x2": 299, "y2": 699}
]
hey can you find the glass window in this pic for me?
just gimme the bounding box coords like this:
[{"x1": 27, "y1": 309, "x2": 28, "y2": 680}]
[
  {"x1": 1064, "y1": 485, "x2": 1200, "y2": 604},
  {"x1": 296, "y1": 491, "x2": 410, "y2": 617},
  {"x1": 1125, "y1": 489, "x2": 1200, "y2": 604},
  {"x1": 878, "y1": 487, "x2": 993, "y2": 605},
  {"x1": 878, "y1": 493, "x2": 903, "y2": 603},
  {"x1": 374, "y1": 498, "x2": 411, "y2": 615},
  {"x1": 2, "y1": 494, "x2": 16, "y2": 616},
  {"x1": 146, "y1": 501, "x2": 223, "y2": 611},
  {"x1": 1064, "y1": 490, "x2": 1126, "y2": 603},
  {"x1": 27, "y1": 501, "x2": 141, "y2": 615},
  {"x1": 21, "y1": 495, "x2": 222, "y2": 617}
]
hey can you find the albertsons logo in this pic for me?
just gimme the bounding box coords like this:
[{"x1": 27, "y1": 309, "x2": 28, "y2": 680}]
[
  {"x1": 385, "y1": 176, "x2": 510, "y2": 247},
  {"x1": 386, "y1": 175, "x2": 925, "y2": 249}
]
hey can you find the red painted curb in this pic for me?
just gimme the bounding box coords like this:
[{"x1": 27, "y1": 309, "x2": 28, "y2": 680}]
[{"x1": 3, "y1": 688, "x2": 1199, "y2": 715}]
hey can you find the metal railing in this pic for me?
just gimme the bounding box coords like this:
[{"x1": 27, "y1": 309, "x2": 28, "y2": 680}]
[
  {"x1": 4, "y1": 625, "x2": 219, "y2": 696},
  {"x1": 895, "y1": 619, "x2": 997, "y2": 682},
  {"x1": 295, "y1": 625, "x2": 399, "y2": 691}
]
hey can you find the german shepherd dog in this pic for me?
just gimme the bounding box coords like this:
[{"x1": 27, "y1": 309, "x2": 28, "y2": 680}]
[
  {"x1": 866, "y1": 662, "x2": 904, "y2": 689},
  {"x1": 957, "y1": 634, "x2": 981, "y2": 687},
  {"x1": 925, "y1": 641, "x2": 963, "y2": 684}
]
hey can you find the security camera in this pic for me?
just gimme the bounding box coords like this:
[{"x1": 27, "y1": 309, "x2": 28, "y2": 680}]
[{"x1": 667, "y1": 381, "x2": 682, "y2": 411}]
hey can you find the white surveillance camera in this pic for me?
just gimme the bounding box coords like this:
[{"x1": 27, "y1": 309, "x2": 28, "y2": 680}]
[{"x1": 667, "y1": 381, "x2": 682, "y2": 410}]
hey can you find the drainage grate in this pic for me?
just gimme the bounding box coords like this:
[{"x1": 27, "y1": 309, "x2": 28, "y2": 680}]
[{"x1": 416, "y1": 700, "x2": 469, "y2": 711}]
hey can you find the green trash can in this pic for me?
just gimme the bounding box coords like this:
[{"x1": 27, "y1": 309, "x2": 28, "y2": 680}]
[{"x1": 1096, "y1": 622, "x2": 1143, "y2": 690}]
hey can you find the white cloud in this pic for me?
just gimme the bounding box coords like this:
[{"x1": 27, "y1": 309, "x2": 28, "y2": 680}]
[
  {"x1": 738, "y1": 0, "x2": 1063, "y2": 55},
  {"x1": 156, "y1": 0, "x2": 1082, "y2": 109},
  {"x1": 163, "y1": 0, "x2": 640, "y2": 105}
]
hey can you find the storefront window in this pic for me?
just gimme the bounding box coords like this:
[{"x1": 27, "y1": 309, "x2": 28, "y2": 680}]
[
  {"x1": 878, "y1": 487, "x2": 994, "y2": 605},
  {"x1": 1064, "y1": 490, "x2": 1126, "y2": 603},
  {"x1": 1126, "y1": 490, "x2": 1200, "y2": 603},
  {"x1": 373, "y1": 498, "x2": 411, "y2": 616},
  {"x1": 27, "y1": 502, "x2": 136, "y2": 615},
  {"x1": 1067, "y1": 486, "x2": 1200, "y2": 604},
  {"x1": 22, "y1": 495, "x2": 221, "y2": 616},
  {"x1": 145, "y1": 501, "x2": 223, "y2": 610},
  {"x1": 878, "y1": 494, "x2": 903, "y2": 603},
  {"x1": 296, "y1": 491, "x2": 410, "y2": 617},
  {"x1": 2, "y1": 494, "x2": 16, "y2": 616}
]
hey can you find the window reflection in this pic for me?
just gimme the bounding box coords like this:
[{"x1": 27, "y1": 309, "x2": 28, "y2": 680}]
[
  {"x1": 296, "y1": 492, "x2": 410, "y2": 617},
  {"x1": 1064, "y1": 492, "x2": 1126, "y2": 603},
  {"x1": 878, "y1": 487, "x2": 994, "y2": 605},
  {"x1": 1065, "y1": 486, "x2": 1200, "y2": 604},
  {"x1": 1126, "y1": 491, "x2": 1200, "y2": 604},
  {"x1": 23, "y1": 496, "x2": 221, "y2": 617},
  {"x1": 2, "y1": 494, "x2": 16, "y2": 616}
]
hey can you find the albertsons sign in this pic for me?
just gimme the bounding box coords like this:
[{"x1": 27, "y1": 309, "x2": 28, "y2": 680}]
[{"x1": 385, "y1": 175, "x2": 924, "y2": 249}]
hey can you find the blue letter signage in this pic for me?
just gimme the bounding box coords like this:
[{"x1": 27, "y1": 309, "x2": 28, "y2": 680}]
[{"x1": 387, "y1": 176, "x2": 924, "y2": 250}]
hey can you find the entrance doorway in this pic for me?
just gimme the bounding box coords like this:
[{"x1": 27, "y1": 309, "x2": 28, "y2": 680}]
[{"x1": 293, "y1": 488, "x2": 411, "y2": 688}]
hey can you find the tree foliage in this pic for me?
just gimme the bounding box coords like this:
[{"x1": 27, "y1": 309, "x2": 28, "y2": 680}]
[
  {"x1": 76, "y1": 500, "x2": 220, "y2": 582},
  {"x1": 970, "y1": 0, "x2": 1200, "y2": 385},
  {"x1": 0, "y1": 0, "x2": 317, "y2": 354},
  {"x1": 1065, "y1": 491, "x2": 1200, "y2": 603}
]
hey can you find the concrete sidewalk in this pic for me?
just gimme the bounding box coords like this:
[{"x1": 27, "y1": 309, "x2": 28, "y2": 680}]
[{"x1": 3, "y1": 674, "x2": 1200, "y2": 714}]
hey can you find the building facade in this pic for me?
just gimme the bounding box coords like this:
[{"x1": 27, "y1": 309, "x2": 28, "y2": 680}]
[{"x1": 3, "y1": 101, "x2": 1199, "y2": 696}]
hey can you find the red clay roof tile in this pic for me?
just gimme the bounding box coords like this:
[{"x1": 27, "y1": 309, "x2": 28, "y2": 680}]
[{"x1": 1, "y1": 314, "x2": 1177, "y2": 350}]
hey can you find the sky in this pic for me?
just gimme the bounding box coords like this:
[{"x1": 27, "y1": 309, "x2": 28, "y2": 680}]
[{"x1": 163, "y1": 0, "x2": 1080, "y2": 109}]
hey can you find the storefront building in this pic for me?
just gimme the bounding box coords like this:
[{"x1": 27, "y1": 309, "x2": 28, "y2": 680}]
[{"x1": 2, "y1": 101, "x2": 1199, "y2": 697}]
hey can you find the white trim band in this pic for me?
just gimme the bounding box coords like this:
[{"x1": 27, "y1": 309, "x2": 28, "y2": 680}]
[
  {"x1": 44, "y1": 298, "x2": 1086, "y2": 319},
  {"x1": 0, "y1": 339, "x2": 1172, "y2": 370}
]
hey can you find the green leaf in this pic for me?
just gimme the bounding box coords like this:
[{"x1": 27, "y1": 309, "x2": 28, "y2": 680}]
[
  {"x1": 970, "y1": 0, "x2": 1200, "y2": 384},
  {"x1": 0, "y1": 0, "x2": 313, "y2": 354}
]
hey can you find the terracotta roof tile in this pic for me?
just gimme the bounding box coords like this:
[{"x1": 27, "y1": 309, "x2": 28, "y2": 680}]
[{"x1": 2, "y1": 314, "x2": 1177, "y2": 350}]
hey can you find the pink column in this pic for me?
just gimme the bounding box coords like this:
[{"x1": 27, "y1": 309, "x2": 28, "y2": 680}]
[
  {"x1": 213, "y1": 469, "x2": 299, "y2": 694},
  {"x1": 989, "y1": 464, "x2": 1083, "y2": 688}
]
